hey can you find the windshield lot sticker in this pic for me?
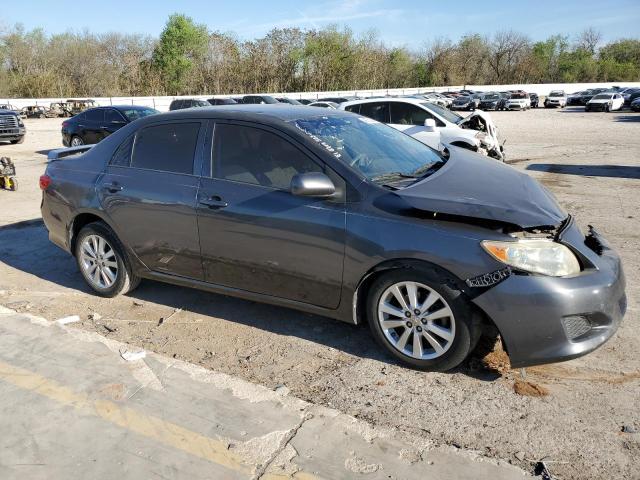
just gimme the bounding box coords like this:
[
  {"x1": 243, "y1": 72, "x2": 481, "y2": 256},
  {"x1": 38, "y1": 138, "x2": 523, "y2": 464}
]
[{"x1": 294, "y1": 123, "x2": 342, "y2": 159}]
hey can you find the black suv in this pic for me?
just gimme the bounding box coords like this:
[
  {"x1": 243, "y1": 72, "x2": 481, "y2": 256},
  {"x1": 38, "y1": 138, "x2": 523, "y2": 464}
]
[
  {"x1": 207, "y1": 98, "x2": 238, "y2": 106},
  {"x1": 241, "y1": 95, "x2": 280, "y2": 104},
  {"x1": 169, "y1": 98, "x2": 211, "y2": 110},
  {"x1": 62, "y1": 106, "x2": 158, "y2": 146}
]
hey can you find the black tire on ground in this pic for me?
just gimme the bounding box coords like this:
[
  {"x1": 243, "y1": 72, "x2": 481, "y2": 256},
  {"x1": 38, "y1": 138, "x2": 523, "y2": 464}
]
[
  {"x1": 10, "y1": 136, "x2": 25, "y2": 144},
  {"x1": 75, "y1": 222, "x2": 141, "y2": 298},
  {"x1": 71, "y1": 135, "x2": 84, "y2": 146},
  {"x1": 8, "y1": 177, "x2": 17, "y2": 191},
  {"x1": 366, "y1": 269, "x2": 481, "y2": 372}
]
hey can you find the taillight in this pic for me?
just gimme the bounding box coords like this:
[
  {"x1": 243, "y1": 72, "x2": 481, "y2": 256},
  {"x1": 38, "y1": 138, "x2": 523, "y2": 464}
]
[
  {"x1": 62, "y1": 121, "x2": 69, "y2": 129},
  {"x1": 39, "y1": 174, "x2": 51, "y2": 190}
]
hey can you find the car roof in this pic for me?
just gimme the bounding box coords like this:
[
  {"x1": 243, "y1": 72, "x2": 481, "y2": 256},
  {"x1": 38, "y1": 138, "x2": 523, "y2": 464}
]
[
  {"x1": 132, "y1": 104, "x2": 351, "y2": 125},
  {"x1": 341, "y1": 97, "x2": 424, "y2": 107}
]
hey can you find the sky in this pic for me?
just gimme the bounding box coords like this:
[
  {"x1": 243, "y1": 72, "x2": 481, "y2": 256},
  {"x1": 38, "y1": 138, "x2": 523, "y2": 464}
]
[{"x1": 2, "y1": 0, "x2": 640, "y2": 47}]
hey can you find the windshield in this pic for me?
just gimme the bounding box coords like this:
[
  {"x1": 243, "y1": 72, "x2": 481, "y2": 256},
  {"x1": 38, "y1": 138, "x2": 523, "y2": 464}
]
[
  {"x1": 510, "y1": 92, "x2": 527, "y2": 99},
  {"x1": 593, "y1": 94, "x2": 612, "y2": 100},
  {"x1": 481, "y1": 94, "x2": 500, "y2": 100},
  {"x1": 420, "y1": 102, "x2": 462, "y2": 124},
  {"x1": 549, "y1": 91, "x2": 564, "y2": 97},
  {"x1": 121, "y1": 107, "x2": 158, "y2": 121},
  {"x1": 291, "y1": 115, "x2": 444, "y2": 183}
]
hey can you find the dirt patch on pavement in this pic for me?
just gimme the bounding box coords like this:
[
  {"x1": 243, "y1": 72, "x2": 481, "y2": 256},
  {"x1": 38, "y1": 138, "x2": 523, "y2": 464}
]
[{"x1": 513, "y1": 380, "x2": 549, "y2": 397}]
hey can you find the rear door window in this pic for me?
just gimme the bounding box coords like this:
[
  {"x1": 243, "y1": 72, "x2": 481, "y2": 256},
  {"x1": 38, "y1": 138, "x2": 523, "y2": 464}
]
[
  {"x1": 344, "y1": 104, "x2": 360, "y2": 114},
  {"x1": 85, "y1": 109, "x2": 104, "y2": 123},
  {"x1": 131, "y1": 123, "x2": 201, "y2": 174},
  {"x1": 358, "y1": 102, "x2": 390, "y2": 123}
]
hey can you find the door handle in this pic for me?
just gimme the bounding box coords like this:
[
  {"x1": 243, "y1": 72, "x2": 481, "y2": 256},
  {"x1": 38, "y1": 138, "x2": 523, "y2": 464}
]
[
  {"x1": 102, "y1": 182, "x2": 123, "y2": 193},
  {"x1": 199, "y1": 196, "x2": 228, "y2": 209}
]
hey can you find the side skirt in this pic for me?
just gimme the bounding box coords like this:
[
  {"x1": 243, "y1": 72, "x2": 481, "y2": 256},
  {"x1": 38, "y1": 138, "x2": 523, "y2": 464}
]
[{"x1": 139, "y1": 270, "x2": 353, "y2": 324}]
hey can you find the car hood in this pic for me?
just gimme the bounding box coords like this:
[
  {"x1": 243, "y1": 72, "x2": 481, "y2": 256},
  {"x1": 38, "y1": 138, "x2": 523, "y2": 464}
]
[{"x1": 396, "y1": 148, "x2": 566, "y2": 228}]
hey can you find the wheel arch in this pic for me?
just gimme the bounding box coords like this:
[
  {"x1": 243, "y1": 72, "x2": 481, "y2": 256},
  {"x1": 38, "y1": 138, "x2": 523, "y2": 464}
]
[
  {"x1": 351, "y1": 258, "x2": 504, "y2": 347},
  {"x1": 352, "y1": 258, "x2": 468, "y2": 326},
  {"x1": 69, "y1": 210, "x2": 117, "y2": 257}
]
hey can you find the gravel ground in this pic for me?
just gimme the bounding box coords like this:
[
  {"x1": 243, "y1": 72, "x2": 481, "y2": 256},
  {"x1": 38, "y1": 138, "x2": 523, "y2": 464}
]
[{"x1": 1, "y1": 107, "x2": 639, "y2": 479}]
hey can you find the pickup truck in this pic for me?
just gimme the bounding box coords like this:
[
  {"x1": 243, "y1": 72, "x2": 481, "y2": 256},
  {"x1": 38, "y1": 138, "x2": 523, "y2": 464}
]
[{"x1": 0, "y1": 109, "x2": 26, "y2": 144}]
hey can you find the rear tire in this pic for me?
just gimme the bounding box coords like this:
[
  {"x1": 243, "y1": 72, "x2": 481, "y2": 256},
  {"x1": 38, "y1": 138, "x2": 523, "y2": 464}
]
[
  {"x1": 70, "y1": 135, "x2": 84, "y2": 147},
  {"x1": 366, "y1": 269, "x2": 480, "y2": 371},
  {"x1": 10, "y1": 136, "x2": 24, "y2": 144},
  {"x1": 75, "y1": 222, "x2": 141, "y2": 297}
]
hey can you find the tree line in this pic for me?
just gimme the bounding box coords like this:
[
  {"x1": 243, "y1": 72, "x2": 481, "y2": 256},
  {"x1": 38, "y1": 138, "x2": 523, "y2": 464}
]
[{"x1": 1, "y1": 14, "x2": 639, "y2": 98}]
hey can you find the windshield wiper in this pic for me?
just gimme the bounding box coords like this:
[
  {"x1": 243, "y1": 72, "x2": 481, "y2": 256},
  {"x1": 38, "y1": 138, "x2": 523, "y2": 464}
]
[
  {"x1": 371, "y1": 172, "x2": 417, "y2": 183},
  {"x1": 411, "y1": 161, "x2": 446, "y2": 178}
]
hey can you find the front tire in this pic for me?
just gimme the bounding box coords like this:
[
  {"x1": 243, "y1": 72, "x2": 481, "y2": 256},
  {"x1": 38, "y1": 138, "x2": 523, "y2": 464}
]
[
  {"x1": 366, "y1": 270, "x2": 479, "y2": 371},
  {"x1": 10, "y1": 136, "x2": 24, "y2": 144},
  {"x1": 75, "y1": 222, "x2": 140, "y2": 297}
]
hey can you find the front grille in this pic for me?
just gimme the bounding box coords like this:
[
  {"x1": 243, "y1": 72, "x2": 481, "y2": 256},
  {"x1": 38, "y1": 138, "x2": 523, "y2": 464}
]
[
  {"x1": 562, "y1": 315, "x2": 591, "y2": 340},
  {"x1": 0, "y1": 115, "x2": 19, "y2": 129}
]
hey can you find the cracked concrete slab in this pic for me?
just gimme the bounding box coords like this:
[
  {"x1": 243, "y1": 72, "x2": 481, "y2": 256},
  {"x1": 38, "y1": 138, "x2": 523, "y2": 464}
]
[{"x1": 0, "y1": 306, "x2": 530, "y2": 479}]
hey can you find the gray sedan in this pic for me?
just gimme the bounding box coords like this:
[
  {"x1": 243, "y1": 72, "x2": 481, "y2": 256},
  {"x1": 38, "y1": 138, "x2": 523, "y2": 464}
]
[{"x1": 40, "y1": 105, "x2": 626, "y2": 371}]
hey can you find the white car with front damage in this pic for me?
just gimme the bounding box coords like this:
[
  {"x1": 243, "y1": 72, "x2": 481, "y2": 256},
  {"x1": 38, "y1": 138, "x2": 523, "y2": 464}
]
[
  {"x1": 340, "y1": 97, "x2": 505, "y2": 161},
  {"x1": 585, "y1": 92, "x2": 625, "y2": 112}
]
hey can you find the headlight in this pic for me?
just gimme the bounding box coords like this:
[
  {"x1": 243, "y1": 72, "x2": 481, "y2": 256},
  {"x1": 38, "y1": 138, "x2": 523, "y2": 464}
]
[{"x1": 481, "y1": 239, "x2": 580, "y2": 276}]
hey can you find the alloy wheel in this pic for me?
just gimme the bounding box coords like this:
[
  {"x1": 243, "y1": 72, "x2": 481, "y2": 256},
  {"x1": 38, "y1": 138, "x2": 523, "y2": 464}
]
[
  {"x1": 377, "y1": 281, "x2": 455, "y2": 360},
  {"x1": 71, "y1": 136, "x2": 84, "y2": 146},
  {"x1": 79, "y1": 234, "x2": 118, "y2": 289}
]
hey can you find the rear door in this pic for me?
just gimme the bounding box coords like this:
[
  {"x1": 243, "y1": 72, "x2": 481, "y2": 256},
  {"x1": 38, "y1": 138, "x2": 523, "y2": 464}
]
[
  {"x1": 82, "y1": 109, "x2": 105, "y2": 144},
  {"x1": 98, "y1": 121, "x2": 206, "y2": 279},
  {"x1": 196, "y1": 122, "x2": 346, "y2": 308},
  {"x1": 358, "y1": 102, "x2": 390, "y2": 123}
]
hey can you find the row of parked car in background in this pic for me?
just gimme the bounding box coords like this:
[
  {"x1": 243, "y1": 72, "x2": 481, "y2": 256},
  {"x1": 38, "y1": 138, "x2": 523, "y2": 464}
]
[{"x1": 2, "y1": 85, "x2": 638, "y2": 150}]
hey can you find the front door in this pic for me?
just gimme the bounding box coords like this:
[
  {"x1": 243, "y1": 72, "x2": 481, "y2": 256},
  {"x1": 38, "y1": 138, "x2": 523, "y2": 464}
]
[
  {"x1": 196, "y1": 122, "x2": 346, "y2": 309},
  {"x1": 99, "y1": 121, "x2": 205, "y2": 279},
  {"x1": 388, "y1": 102, "x2": 441, "y2": 150}
]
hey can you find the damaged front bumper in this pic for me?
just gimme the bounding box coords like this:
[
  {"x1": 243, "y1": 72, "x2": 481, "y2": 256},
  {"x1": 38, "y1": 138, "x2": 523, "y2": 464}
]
[{"x1": 471, "y1": 220, "x2": 626, "y2": 368}]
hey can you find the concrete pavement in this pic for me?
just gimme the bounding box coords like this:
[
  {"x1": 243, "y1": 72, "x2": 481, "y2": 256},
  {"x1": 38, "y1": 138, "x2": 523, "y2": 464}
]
[{"x1": 0, "y1": 305, "x2": 529, "y2": 479}]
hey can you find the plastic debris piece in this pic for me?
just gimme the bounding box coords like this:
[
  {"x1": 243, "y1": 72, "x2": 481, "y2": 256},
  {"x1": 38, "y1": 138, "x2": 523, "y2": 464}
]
[
  {"x1": 120, "y1": 350, "x2": 146, "y2": 361},
  {"x1": 57, "y1": 315, "x2": 80, "y2": 325}
]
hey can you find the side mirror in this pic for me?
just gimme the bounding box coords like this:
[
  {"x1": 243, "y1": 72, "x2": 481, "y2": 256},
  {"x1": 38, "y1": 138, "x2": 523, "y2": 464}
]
[
  {"x1": 291, "y1": 172, "x2": 335, "y2": 198},
  {"x1": 424, "y1": 118, "x2": 437, "y2": 132}
]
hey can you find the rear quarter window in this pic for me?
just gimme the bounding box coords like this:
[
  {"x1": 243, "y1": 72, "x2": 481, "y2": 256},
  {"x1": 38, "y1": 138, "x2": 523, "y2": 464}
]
[
  {"x1": 110, "y1": 135, "x2": 134, "y2": 167},
  {"x1": 131, "y1": 123, "x2": 201, "y2": 175}
]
